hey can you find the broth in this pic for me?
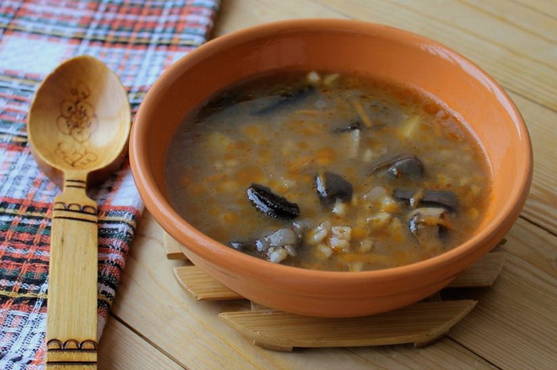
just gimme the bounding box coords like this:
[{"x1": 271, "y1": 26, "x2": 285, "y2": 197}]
[{"x1": 165, "y1": 71, "x2": 490, "y2": 271}]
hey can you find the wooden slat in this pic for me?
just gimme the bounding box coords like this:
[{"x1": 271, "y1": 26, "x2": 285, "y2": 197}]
[
  {"x1": 163, "y1": 232, "x2": 188, "y2": 260},
  {"x1": 111, "y1": 213, "x2": 495, "y2": 369},
  {"x1": 220, "y1": 301, "x2": 477, "y2": 351},
  {"x1": 173, "y1": 265, "x2": 242, "y2": 301},
  {"x1": 98, "y1": 317, "x2": 182, "y2": 370},
  {"x1": 448, "y1": 252, "x2": 505, "y2": 288}
]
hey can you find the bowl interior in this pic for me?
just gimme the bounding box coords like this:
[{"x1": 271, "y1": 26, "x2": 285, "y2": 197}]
[{"x1": 133, "y1": 21, "x2": 530, "y2": 281}]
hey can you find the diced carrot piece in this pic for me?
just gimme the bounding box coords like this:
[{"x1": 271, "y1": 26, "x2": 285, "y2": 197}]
[
  {"x1": 236, "y1": 166, "x2": 264, "y2": 184},
  {"x1": 299, "y1": 122, "x2": 325, "y2": 135},
  {"x1": 296, "y1": 109, "x2": 321, "y2": 116},
  {"x1": 351, "y1": 226, "x2": 368, "y2": 240},
  {"x1": 241, "y1": 124, "x2": 262, "y2": 140},
  {"x1": 205, "y1": 173, "x2": 227, "y2": 183},
  {"x1": 467, "y1": 207, "x2": 479, "y2": 219},
  {"x1": 259, "y1": 148, "x2": 272, "y2": 162},
  {"x1": 392, "y1": 250, "x2": 412, "y2": 265},
  {"x1": 314, "y1": 147, "x2": 336, "y2": 166},
  {"x1": 222, "y1": 212, "x2": 238, "y2": 223},
  {"x1": 188, "y1": 183, "x2": 204, "y2": 195},
  {"x1": 423, "y1": 102, "x2": 438, "y2": 115},
  {"x1": 222, "y1": 151, "x2": 235, "y2": 160},
  {"x1": 217, "y1": 180, "x2": 239, "y2": 193},
  {"x1": 230, "y1": 140, "x2": 249, "y2": 152},
  {"x1": 299, "y1": 174, "x2": 313, "y2": 184},
  {"x1": 287, "y1": 156, "x2": 313, "y2": 173},
  {"x1": 343, "y1": 167, "x2": 357, "y2": 178},
  {"x1": 207, "y1": 207, "x2": 220, "y2": 216},
  {"x1": 297, "y1": 141, "x2": 309, "y2": 150},
  {"x1": 180, "y1": 175, "x2": 191, "y2": 186},
  {"x1": 275, "y1": 181, "x2": 289, "y2": 193}
]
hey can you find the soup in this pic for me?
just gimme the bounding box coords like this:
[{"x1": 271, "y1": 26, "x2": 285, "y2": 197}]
[{"x1": 165, "y1": 71, "x2": 490, "y2": 271}]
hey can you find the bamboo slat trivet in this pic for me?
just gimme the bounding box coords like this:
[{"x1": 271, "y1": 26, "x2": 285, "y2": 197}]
[{"x1": 163, "y1": 232, "x2": 505, "y2": 351}]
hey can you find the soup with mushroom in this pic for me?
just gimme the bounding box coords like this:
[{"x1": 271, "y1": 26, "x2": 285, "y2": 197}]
[{"x1": 166, "y1": 71, "x2": 490, "y2": 271}]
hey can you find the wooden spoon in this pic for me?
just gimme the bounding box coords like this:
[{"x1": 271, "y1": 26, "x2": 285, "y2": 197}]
[{"x1": 28, "y1": 56, "x2": 130, "y2": 369}]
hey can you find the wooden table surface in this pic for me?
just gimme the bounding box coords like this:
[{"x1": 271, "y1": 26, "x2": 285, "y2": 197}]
[{"x1": 98, "y1": 1, "x2": 557, "y2": 369}]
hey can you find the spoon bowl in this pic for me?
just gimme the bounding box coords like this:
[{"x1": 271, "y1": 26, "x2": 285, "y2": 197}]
[
  {"x1": 29, "y1": 55, "x2": 130, "y2": 186},
  {"x1": 28, "y1": 55, "x2": 130, "y2": 369}
]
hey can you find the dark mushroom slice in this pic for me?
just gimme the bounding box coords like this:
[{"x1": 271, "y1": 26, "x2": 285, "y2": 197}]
[
  {"x1": 246, "y1": 184, "x2": 300, "y2": 220},
  {"x1": 252, "y1": 85, "x2": 315, "y2": 115},
  {"x1": 228, "y1": 240, "x2": 266, "y2": 258},
  {"x1": 370, "y1": 154, "x2": 424, "y2": 180},
  {"x1": 370, "y1": 154, "x2": 406, "y2": 173},
  {"x1": 386, "y1": 155, "x2": 424, "y2": 180},
  {"x1": 314, "y1": 171, "x2": 353, "y2": 207},
  {"x1": 421, "y1": 190, "x2": 458, "y2": 211},
  {"x1": 393, "y1": 189, "x2": 458, "y2": 211},
  {"x1": 393, "y1": 188, "x2": 415, "y2": 203},
  {"x1": 408, "y1": 207, "x2": 450, "y2": 249},
  {"x1": 332, "y1": 120, "x2": 362, "y2": 133},
  {"x1": 197, "y1": 90, "x2": 253, "y2": 119},
  {"x1": 228, "y1": 240, "x2": 257, "y2": 252}
]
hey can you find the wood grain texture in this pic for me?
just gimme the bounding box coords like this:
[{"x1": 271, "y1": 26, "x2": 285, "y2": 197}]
[
  {"x1": 509, "y1": 92, "x2": 557, "y2": 231},
  {"x1": 98, "y1": 317, "x2": 182, "y2": 370},
  {"x1": 463, "y1": 0, "x2": 557, "y2": 43},
  {"x1": 46, "y1": 176, "x2": 99, "y2": 369},
  {"x1": 511, "y1": 0, "x2": 557, "y2": 20},
  {"x1": 110, "y1": 214, "x2": 495, "y2": 369},
  {"x1": 448, "y1": 253, "x2": 505, "y2": 288},
  {"x1": 220, "y1": 301, "x2": 477, "y2": 350},
  {"x1": 448, "y1": 219, "x2": 557, "y2": 370}
]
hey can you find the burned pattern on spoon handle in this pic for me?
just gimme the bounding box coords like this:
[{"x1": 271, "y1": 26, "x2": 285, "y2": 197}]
[
  {"x1": 52, "y1": 179, "x2": 97, "y2": 224},
  {"x1": 46, "y1": 339, "x2": 97, "y2": 366}
]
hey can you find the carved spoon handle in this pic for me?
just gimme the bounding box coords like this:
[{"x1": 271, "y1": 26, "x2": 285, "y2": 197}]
[{"x1": 46, "y1": 173, "x2": 98, "y2": 369}]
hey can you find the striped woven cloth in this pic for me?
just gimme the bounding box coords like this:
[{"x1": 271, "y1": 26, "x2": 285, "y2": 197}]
[{"x1": 0, "y1": 1, "x2": 219, "y2": 368}]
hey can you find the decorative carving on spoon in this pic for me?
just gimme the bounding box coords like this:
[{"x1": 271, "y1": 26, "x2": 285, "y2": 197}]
[{"x1": 55, "y1": 82, "x2": 98, "y2": 168}]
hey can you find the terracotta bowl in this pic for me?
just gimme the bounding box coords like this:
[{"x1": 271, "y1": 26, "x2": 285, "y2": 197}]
[{"x1": 130, "y1": 19, "x2": 532, "y2": 317}]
